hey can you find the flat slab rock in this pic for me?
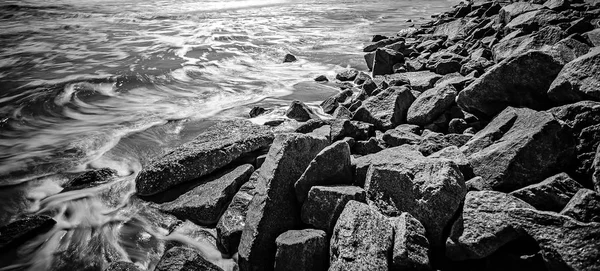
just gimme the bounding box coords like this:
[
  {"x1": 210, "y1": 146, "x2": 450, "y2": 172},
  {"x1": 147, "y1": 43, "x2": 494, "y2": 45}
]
[{"x1": 136, "y1": 120, "x2": 274, "y2": 196}]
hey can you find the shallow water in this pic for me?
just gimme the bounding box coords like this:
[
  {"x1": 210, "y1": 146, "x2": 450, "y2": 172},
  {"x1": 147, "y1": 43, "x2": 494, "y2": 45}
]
[{"x1": 0, "y1": 0, "x2": 459, "y2": 270}]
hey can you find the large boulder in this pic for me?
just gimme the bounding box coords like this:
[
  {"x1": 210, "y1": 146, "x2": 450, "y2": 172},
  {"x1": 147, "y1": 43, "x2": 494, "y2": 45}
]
[
  {"x1": 457, "y1": 51, "x2": 564, "y2": 118},
  {"x1": 364, "y1": 154, "x2": 466, "y2": 246},
  {"x1": 135, "y1": 120, "x2": 273, "y2": 196},
  {"x1": 446, "y1": 191, "x2": 535, "y2": 260},
  {"x1": 418, "y1": 132, "x2": 472, "y2": 156},
  {"x1": 353, "y1": 145, "x2": 424, "y2": 187},
  {"x1": 301, "y1": 185, "x2": 366, "y2": 234},
  {"x1": 363, "y1": 37, "x2": 404, "y2": 52},
  {"x1": 329, "y1": 201, "x2": 394, "y2": 271},
  {"x1": 294, "y1": 141, "x2": 353, "y2": 203},
  {"x1": 460, "y1": 107, "x2": 575, "y2": 192},
  {"x1": 63, "y1": 168, "x2": 118, "y2": 192},
  {"x1": 0, "y1": 215, "x2": 56, "y2": 252},
  {"x1": 433, "y1": 18, "x2": 479, "y2": 41},
  {"x1": 547, "y1": 48, "x2": 600, "y2": 104},
  {"x1": 352, "y1": 86, "x2": 415, "y2": 130},
  {"x1": 509, "y1": 173, "x2": 583, "y2": 212},
  {"x1": 320, "y1": 90, "x2": 353, "y2": 114},
  {"x1": 392, "y1": 213, "x2": 431, "y2": 270},
  {"x1": 504, "y1": 9, "x2": 566, "y2": 32},
  {"x1": 498, "y1": 2, "x2": 544, "y2": 25},
  {"x1": 159, "y1": 164, "x2": 253, "y2": 226},
  {"x1": 548, "y1": 36, "x2": 591, "y2": 64},
  {"x1": 407, "y1": 85, "x2": 458, "y2": 126},
  {"x1": 274, "y1": 229, "x2": 328, "y2": 271},
  {"x1": 286, "y1": 100, "x2": 317, "y2": 122},
  {"x1": 508, "y1": 208, "x2": 600, "y2": 271},
  {"x1": 560, "y1": 188, "x2": 600, "y2": 223},
  {"x1": 492, "y1": 25, "x2": 566, "y2": 62},
  {"x1": 372, "y1": 48, "x2": 405, "y2": 76},
  {"x1": 403, "y1": 71, "x2": 443, "y2": 92},
  {"x1": 238, "y1": 134, "x2": 329, "y2": 271},
  {"x1": 382, "y1": 125, "x2": 423, "y2": 147},
  {"x1": 155, "y1": 247, "x2": 223, "y2": 271}
]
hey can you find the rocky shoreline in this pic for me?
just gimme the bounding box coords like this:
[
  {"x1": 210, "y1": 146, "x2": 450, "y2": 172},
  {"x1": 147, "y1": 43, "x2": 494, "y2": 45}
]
[{"x1": 2, "y1": 0, "x2": 600, "y2": 270}]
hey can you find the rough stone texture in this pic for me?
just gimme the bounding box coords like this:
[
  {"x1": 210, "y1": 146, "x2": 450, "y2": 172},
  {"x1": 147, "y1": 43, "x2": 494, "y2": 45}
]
[
  {"x1": 392, "y1": 213, "x2": 431, "y2": 271},
  {"x1": 498, "y1": 2, "x2": 544, "y2": 25},
  {"x1": 286, "y1": 100, "x2": 316, "y2": 122},
  {"x1": 352, "y1": 86, "x2": 415, "y2": 130},
  {"x1": 548, "y1": 48, "x2": 600, "y2": 104},
  {"x1": 407, "y1": 85, "x2": 458, "y2": 126},
  {"x1": 159, "y1": 164, "x2": 253, "y2": 226},
  {"x1": 460, "y1": 107, "x2": 575, "y2": 192},
  {"x1": 216, "y1": 171, "x2": 261, "y2": 255},
  {"x1": 505, "y1": 9, "x2": 565, "y2": 32},
  {"x1": 363, "y1": 37, "x2": 404, "y2": 53},
  {"x1": 336, "y1": 69, "x2": 359, "y2": 81},
  {"x1": 63, "y1": 168, "x2": 118, "y2": 192},
  {"x1": 548, "y1": 36, "x2": 591, "y2": 64},
  {"x1": 434, "y1": 72, "x2": 473, "y2": 91},
  {"x1": 429, "y1": 146, "x2": 474, "y2": 179},
  {"x1": 457, "y1": 51, "x2": 564, "y2": 118},
  {"x1": 544, "y1": 0, "x2": 569, "y2": 10},
  {"x1": 332, "y1": 106, "x2": 352, "y2": 119},
  {"x1": 301, "y1": 185, "x2": 366, "y2": 234},
  {"x1": 382, "y1": 126, "x2": 423, "y2": 147},
  {"x1": 372, "y1": 48, "x2": 405, "y2": 76},
  {"x1": 295, "y1": 119, "x2": 374, "y2": 142},
  {"x1": 404, "y1": 71, "x2": 443, "y2": 92},
  {"x1": 0, "y1": 215, "x2": 56, "y2": 252},
  {"x1": 446, "y1": 191, "x2": 535, "y2": 260},
  {"x1": 595, "y1": 145, "x2": 600, "y2": 192},
  {"x1": 320, "y1": 90, "x2": 353, "y2": 114},
  {"x1": 433, "y1": 18, "x2": 479, "y2": 41},
  {"x1": 492, "y1": 25, "x2": 566, "y2": 62},
  {"x1": 509, "y1": 173, "x2": 583, "y2": 212},
  {"x1": 460, "y1": 58, "x2": 494, "y2": 76},
  {"x1": 238, "y1": 134, "x2": 329, "y2": 271},
  {"x1": 295, "y1": 141, "x2": 353, "y2": 203},
  {"x1": 105, "y1": 262, "x2": 142, "y2": 271},
  {"x1": 135, "y1": 120, "x2": 273, "y2": 196},
  {"x1": 508, "y1": 208, "x2": 600, "y2": 271},
  {"x1": 418, "y1": 132, "x2": 472, "y2": 156},
  {"x1": 364, "y1": 154, "x2": 466, "y2": 246},
  {"x1": 274, "y1": 229, "x2": 328, "y2": 271},
  {"x1": 560, "y1": 189, "x2": 600, "y2": 223},
  {"x1": 329, "y1": 201, "x2": 394, "y2": 271},
  {"x1": 584, "y1": 29, "x2": 600, "y2": 47},
  {"x1": 353, "y1": 145, "x2": 423, "y2": 187},
  {"x1": 155, "y1": 247, "x2": 224, "y2": 271}
]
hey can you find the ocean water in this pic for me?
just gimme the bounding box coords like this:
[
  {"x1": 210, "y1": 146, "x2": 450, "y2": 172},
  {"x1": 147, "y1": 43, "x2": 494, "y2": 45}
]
[{"x1": 0, "y1": 0, "x2": 459, "y2": 270}]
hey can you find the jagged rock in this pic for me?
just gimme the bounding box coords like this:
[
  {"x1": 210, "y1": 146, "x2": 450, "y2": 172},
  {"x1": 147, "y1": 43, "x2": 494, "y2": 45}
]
[
  {"x1": 406, "y1": 57, "x2": 426, "y2": 72},
  {"x1": 155, "y1": 247, "x2": 223, "y2": 271},
  {"x1": 492, "y1": 25, "x2": 566, "y2": 62},
  {"x1": 392, "y1": 213, "x2": 431, "y2": 271},
  {"x1": 457, "y1": 51, "x2": 564, "y2": 118},
  {"x1": 332, "y1": 106, "x2": 352, "y2": 119},
  {"x1": 584, "y1": 28, "x2": 600, "y2": 46},
  {"x1": 505, "y1": 9, "x2": 566, "y2": 32},
  {"x1": 295, "y1": 119, "x2": 374, "y2": 141},
  {"x1": 105, "y1": 262, "x2": 142, "y2": 271},
  {"x1": 274, "y1": 229, "x2": 327, "y2": 271},
  {"x1": 295, "y1": 141, "x2": 353, "y2": 203},
  {"x1": 548, "y1": 36, "x2": 591, "y2": 64},
  {"x1": 364, "y1": 153, "x2": 466, "y2": 246},
  {"x1": 404, "y1": 71, "x2": 443, "y2": 92},
  {"x1": 448, "y1": 118, "x2": 469, "y2": 134},
  {"x1": 0, "y1": 215, "x2": 56, "y2": 252},
  {"x1": 560, "y1": 188, "x2": 600, "y2": 223},
  {"x1": 508, "y1": 208, "x2": 600, "y2": 271},
  {"x1": 498, "y1": 2, "x2": 544, "y2": 25},
  {"x1": 416, "y1": 39, "x2": 443, "y2": 53},
  {"x1": 159, "y1": 164, "x2": 253, "y2": 226},
  {"x1": 446, "y1": 191, "x2": 534, "y2": 260},
  {"x1": 372, "y1": 48, "x2": 405, "y2": 76},
  {"x1": 434, "y1": 73, "x2": 473, "y2": 91},
  {"x1": 216, "y1": 171, "x2": 261, "y2": 254},
  {"x1": 238, "y1": 134, "x2": 329, "y2": 271},
  {"x1": 314, "y1": 75, "x2": 328, "y2": 82},
  {"x1": 336, "y1": 69, "x2": 359, "y2": 81},
  {"x1": 249, "y1": 106, "x2": 267, "y2": 118},
  {"x1": 460, "y1": 107, "x2": 575, "y2": 192},
  {"x1": 63, "y1": 168, "x2": 118, "y2": 192},
  {"x1": 301, "y1": 185, "x2": 366, "y2": 234},
  {"x1": 355, "y1": 71, "x2": 372, "y2": 85},
  {"x1": 509, "y1": 173, "x2": 583, "y2": 212},
  {"x1": 286, "y1": 100, "x2": 316, "y2": 122},
  {"x1": 361, "y1": 78, "x2": 378, "y2": 95},
  {"x1": 547, "y1": 48, "x2": 600, "y2": 104},
  {"x1": 320, "y1": 89, "x2": 353, "y2": 114},
  {"x1": 352, "y1": 86, "x2": 415, "y2": 130},
  {"x1": 459, "y1": 58, "x2": 494, "y2": 76},
  {"x1": 544, "y1": 0, "x2": 570, "y2": 10},
  {"x1": 364, "y1": 37, "x2": 404, "y2": 52},
  {"x1": 329, "y1": 201, "x2": 394, "y2": 271},
  {"x1": 354, "y1": 145, "x2": 422, "y2": 187},
  {"x1": 283, "y1": 54, "x2": 297, "y2": 63},
  {"x1": 135, "y1": 120, "x2": 273, "y2": 196},
  {"x1": 433, "y1": 18, "x2": 479, "y2": 41},
  {"x1": 407, "y1": 85, "x2": 458, "y2": 126},
  {"x1": 382, "y1": 125, "x2": 423, "y2": 147},
  {"x1": 418, "y1": 132, "x2": 472, "y2": 156},
  {"x1": 352, "y1": 137, "x2": 385, "y2": 155},
  {"x1": 429, "y1": 146, "x2": 474, "y2": 179},
  {"x1": 426, "y1": 52, "x2": 465, "y2": 72}
]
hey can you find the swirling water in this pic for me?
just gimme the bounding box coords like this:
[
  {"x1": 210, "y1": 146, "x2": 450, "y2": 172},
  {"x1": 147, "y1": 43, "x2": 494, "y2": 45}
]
[{"x1": 0, "y1": 0, "x2": 459, "y2": 270}]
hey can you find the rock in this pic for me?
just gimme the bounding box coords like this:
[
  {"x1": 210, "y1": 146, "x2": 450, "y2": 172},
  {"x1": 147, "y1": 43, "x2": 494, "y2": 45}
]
[
  {"x1": 286, "y1": 100, "x2": 316, "y2": 122},
  {"x1": 363, "y1": 37, "x2": 404, "y2": 52},
  {"x1": 508, "y1": 208, "x2": 600, "y2": 271},
  {"x1": 295, "y1": 141, "x2": 353, "y2": 203},
  {"x1": 352, "y1": 137, "x2": 385, "y2": 156},
  {"x1": 62, "y1": 168, "x2": 118, "y2": 192},
  {"x1": 105, "y1": 262, "x2": 142, "y2": 271},
  {"x1": 406, "y1": 58, "x2": 426, "y2": 72},
  {"x1": 547, "y1": 48, "x2": 600, "y2": 104},
  {"x1": 544, "y1": 0, "x2": 569, "y2": 10},
  {"x1": 446, "y1": 191, "x2": 534, "y2": 261},
  {"x1": 0, "y1": 215, "x2": 56, "y2": 252},
  {"x1": 332, "y1": 106, "x2": 352, "y2": 119},
  {"x1": 433, "y1": 18, "x2": 479, "y2": 41},
  {"x1": 159, "y1": 164, "x2": 254, "y2": 226},
  {"x1": 407, "y1": 85, "x2": 458, "y2": 126},
  {"x1": 392, "y1": 213, "x2": 431, "y2": 271},
  {"x1": 403, "y1": 71, "x2": 443, "y2": 92},
  {"x1": 372, "y1": 48, "x2": 405, "y2": 76},
  {"x1": 566, "y1": 18, "x2": 594, "y2": 35},
  {"x1": 352, "y1": 86, "x2": 415, "y2": 130},
  {"x1": 461, "y1": 107, "x2": 575, "y2": 192},
  {"x1": 320, "y1": 89, "x2": 353, "y2": 114},
  {"x1": 426, "y1": 52, "x2": 465, "y2": 73},
  {"x1": 301, "y1": 185, "x2": 366, "y2": 234},
  {"x1": 372, "y1": 34, "x2": 388, "y2": 42},
  {"x1": 560, "y1": 188, "x2": 600, "y2": 223},
  {"x1": 382, "y1": 125, "x2": 423, "y2": 147},
  {"x1": 353, "y1": 145, "x2": 423, "y2": 187},
  {"x1": 274, "y1": 229, "x2": 327, "y2": 271},
  {"x1": 364, "y1": 153, "x2": 466, "y2": 246},
  {"x1": 548, "y1": 35, "x2": 591, "y2": 64},
  {"x1": 492, "y1": 25, "x2": 566, "y2": 62},
  {"x1": 295, "y1": 119, "x2": 374, "y2": 141},
  {"x1": 429, "y1": 146, "x2": 474, "y2": 179},
  {"x1": 460, "y1": 58, "x2": 494, "y2": 76},
  {"x1": 457, "y1": 51, "x2": 564, "y2": 118},
  {"x1": 136, "y1": 120, "x2": 273, "y2": 196},
  {"x1": 509, "y1": 173, "x2": 583, "y2": 212},
  {"x1": 448, "y1": 118, "x2": 469, "y2": 134},
  {"x1": 361, "y1": 78, "x2": 378, "y2": 95},
  {"x1": 584, "y1": 28, "x2": 600, "y2": 46},
  {"x1": 216, "y1": 171, "x2": 261, "y2": 254},
  {"x1": 249, "y1": 106, "x2": 267, "y2": 118},
  {"x1": 329, "y1": 201, "x2": 394, "y2": 271},
  {"x1": 434, "y1": 72, "x2": 473, "y2": 91},
  {"x1": 283, "y1": 54, "x2": 297, "y2": 63},
  {"x1": 418, "y1": 132, "x2": 472, "y2": 156},
  {"x1": 505, "y1": 9, "x2": 566, "y2": 32},
  {"x1": 364, "y1": 51, "x2": 376, "y2": 71},
  {"x1": 498, "y1": 2, "x2": 544, "y2": 25},
  {"x1": 314, "y1": 75, "x2": 328, "y2": 82},
  {"x1": 165, "y1": 220, "x2": 218, "y2": 251},
  {"x1": 238, "y1": 134, "x2": 329, "y2": 271},
  {"x1": 155, "y1": 247, "x2": 223, "y2": 271},
  {"x1": 336, "y1": 69, "x2": 359, "y2": 81},
  {"x1": 416, "y1": 39, "x2": 443, "y2": 53},
  {"x1": 595, "y1": 145, "x2": 600, "y2": 192}
]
